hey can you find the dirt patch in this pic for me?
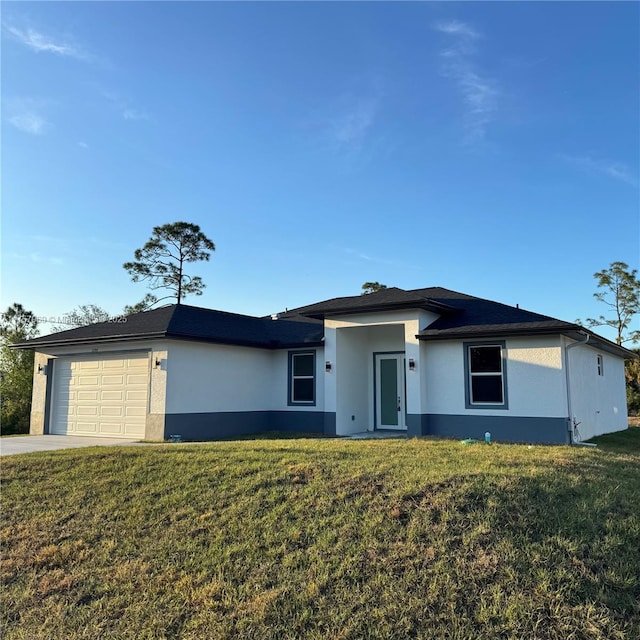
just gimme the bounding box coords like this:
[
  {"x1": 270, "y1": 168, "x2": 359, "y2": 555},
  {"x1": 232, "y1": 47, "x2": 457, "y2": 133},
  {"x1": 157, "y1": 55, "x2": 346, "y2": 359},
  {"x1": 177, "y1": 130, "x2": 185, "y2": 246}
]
[{"x1": 628, "y1": 416, "x2": 640, "y2": 427}]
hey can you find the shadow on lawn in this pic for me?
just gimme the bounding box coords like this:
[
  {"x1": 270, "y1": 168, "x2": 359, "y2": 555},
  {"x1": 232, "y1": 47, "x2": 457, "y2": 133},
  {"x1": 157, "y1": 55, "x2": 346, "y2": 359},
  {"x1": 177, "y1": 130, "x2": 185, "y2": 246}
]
[{"x1": 385, "y1": 457, "x2": 640, "y2": 625}]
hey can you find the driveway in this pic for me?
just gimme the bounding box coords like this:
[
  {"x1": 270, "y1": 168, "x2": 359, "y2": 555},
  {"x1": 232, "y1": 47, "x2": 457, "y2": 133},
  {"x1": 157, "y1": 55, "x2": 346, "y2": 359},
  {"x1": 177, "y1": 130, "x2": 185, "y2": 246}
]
[{"x1": 0, "y1": 435, "x2": 141, "y2": 456}]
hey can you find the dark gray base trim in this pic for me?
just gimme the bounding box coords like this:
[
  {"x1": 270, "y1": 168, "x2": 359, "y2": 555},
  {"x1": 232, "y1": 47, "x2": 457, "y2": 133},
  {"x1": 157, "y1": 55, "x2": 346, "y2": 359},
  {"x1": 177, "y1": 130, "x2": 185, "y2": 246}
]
[
  {"x1": 164, "y1": 411, "x2": 336, "y2": 441},
  {"x1": 406, "y1": 414, "x2": 569, "y2": 444},
  {"x1": 406, "y1": 414, "x2": 422, "y2": 438}
]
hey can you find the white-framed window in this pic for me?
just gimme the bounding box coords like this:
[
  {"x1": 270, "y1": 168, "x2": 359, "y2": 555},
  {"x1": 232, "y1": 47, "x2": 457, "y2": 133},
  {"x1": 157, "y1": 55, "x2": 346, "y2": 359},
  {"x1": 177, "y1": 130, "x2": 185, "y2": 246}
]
[
  {"x1": 464, "y1": 342, "x2": 508, "y2": 409},
  {"x1": 596, "y1": 354, "x2": 604, "y2": 376},
  {"x1": 288, "y1": 351, "x2": 316, "y2": 405}
]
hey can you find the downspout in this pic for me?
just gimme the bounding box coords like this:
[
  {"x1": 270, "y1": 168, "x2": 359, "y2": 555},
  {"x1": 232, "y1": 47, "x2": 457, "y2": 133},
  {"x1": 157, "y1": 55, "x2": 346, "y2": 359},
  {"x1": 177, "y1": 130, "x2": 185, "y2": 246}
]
[{"x1": 564, "y1": 331, "x2": 590, "y2": 445}]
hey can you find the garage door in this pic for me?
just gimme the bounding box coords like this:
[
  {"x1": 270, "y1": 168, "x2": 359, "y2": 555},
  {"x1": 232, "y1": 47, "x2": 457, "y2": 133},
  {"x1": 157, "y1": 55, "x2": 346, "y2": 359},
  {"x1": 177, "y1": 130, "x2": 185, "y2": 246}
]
[{"x1": 50, "y1": 353, "x2": 149, "y2": 438}]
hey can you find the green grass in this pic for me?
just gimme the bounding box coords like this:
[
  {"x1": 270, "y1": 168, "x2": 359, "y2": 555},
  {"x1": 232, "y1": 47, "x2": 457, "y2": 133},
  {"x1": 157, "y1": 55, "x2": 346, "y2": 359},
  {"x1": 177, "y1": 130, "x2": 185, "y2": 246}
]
[
  {"x1": 2, "y1": 434, "x2": 639, "y2": 640},
  {"x1": 589, "y1": 423, "x2": 640, "y2": 453}
]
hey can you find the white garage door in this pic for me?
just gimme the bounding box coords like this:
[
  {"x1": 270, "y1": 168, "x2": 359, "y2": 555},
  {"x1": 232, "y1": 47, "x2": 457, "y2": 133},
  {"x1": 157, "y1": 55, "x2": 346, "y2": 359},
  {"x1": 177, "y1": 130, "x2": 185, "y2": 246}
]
[{"x1": 50, "y1": 353, "x2": 149, "y2": 438}]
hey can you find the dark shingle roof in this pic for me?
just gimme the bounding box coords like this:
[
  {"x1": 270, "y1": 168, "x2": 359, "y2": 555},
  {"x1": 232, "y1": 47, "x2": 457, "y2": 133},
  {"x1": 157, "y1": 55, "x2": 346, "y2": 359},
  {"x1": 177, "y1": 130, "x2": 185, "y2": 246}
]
[
  {"x1": 283, "y1": 286, "x2": 634, "y2": 358},
  {"x1": 409, "y1": 287, "x2": 576, "y2": 338},
  {"x1": 16, "y1": 304, "x2": 323, "y2": 350},
  {"x1": 17, "y1": 287, "x2": 635, "y2": 359},
  {"x1": 281, "y1": 285, "x2": 576, "y2": 335},
  {"x1": 278, "y1": 287, "x2": 458, "y2": 319},
  {"x1": 409, "y1": 287, "x2": 635, "y2": 358}
]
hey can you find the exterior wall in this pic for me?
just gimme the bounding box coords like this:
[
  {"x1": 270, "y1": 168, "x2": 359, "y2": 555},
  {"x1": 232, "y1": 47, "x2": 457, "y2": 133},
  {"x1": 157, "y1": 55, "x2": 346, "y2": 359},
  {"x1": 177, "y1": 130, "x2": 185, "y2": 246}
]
[
  {"x1": 420, "y1": 335, "x2": 569, "y2": 443},
  {"x1": 566, "y1": 340, "x2": 628, "y2": 440},
  {"x1": 31, "y1": 338, "x2": 330, "y2": 441},
  {"x1": 164, "y1": 340, "x2": 328, "y2": 439},
  {"x1": 336, "y1": 327, "x2": 370, "y2": 435},
  {"x1": 165, "y1": 341, "x2": 273, "y2": 414},
  {"x1": 424, "y1": 336, "x2": 567, "y2": 417}
]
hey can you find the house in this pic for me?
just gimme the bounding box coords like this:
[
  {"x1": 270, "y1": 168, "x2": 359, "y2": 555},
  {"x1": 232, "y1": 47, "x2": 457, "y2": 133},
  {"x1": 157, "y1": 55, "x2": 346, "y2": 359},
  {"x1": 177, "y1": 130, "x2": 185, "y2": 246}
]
[{"x1": 17, "y1": 287, "x2": 634, "y2": 444}]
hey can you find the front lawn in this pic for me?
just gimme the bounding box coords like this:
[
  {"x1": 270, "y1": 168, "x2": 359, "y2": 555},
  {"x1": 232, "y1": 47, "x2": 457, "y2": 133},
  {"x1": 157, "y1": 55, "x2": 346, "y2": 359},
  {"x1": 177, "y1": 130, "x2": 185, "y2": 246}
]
[{"x1": 2, "y1": 436, "x2": 639, "y2": 639}]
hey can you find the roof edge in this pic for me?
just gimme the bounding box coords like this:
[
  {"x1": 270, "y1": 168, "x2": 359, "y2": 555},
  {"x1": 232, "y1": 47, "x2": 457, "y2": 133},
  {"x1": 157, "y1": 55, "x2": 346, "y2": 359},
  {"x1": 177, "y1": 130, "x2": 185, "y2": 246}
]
[
  {"x1": 11, "y1": 332, "x2": 168, "y2": 349},
  {"x1": 13, "y1": 331, "x2": 325, "y2": 352},
  {"x1": 164, "y1": 333, "x2": 325, "y2": 350},
  {"x1": 306, "y1": 300, "x2": 456, "y2": 320},
  {"x1": 417, "y1": 325, "x2": 636, "y2": 359}
]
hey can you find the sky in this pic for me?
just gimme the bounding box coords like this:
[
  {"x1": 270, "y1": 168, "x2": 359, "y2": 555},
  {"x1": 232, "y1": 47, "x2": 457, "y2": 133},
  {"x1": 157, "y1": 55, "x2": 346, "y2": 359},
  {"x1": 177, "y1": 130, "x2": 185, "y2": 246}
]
[{"x1": 2, "y1": 1, "x2": 639, "y2": 343}]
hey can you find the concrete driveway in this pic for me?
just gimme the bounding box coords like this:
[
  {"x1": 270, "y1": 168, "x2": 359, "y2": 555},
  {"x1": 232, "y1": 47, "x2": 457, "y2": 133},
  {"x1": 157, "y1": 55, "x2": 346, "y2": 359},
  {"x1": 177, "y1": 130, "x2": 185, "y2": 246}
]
[{"x1": 0, "y1": 435, "x2": 141, "y2": 456}]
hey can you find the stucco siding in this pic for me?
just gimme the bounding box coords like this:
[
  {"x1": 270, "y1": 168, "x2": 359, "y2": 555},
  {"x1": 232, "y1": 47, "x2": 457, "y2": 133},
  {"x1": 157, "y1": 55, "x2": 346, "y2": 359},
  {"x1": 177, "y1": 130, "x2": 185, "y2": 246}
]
[
  {"x1": 567, "y1": 342, "x2": 628, "y2": 440},
  {"x1": 165, "y1": 341, "x2": 325, "y2": 416},
  {"x1": 165, "y1": 341, "x2": 273, "y2": 414},
  {"x1": 336, "y1": 327, "x2": 370, "y2": 434},
  {"x1": 424, "y1": 336, "x2": 567, "y2": 418},
  {"x1": 326, "y1": 309, "x2": 440, "y2": 329},
  {"x1": 29, "y1": 353, "x2": 51, "y2": 434},
  {"x1": 506, "y1": 337, "x2": 566, "y2": 417}
]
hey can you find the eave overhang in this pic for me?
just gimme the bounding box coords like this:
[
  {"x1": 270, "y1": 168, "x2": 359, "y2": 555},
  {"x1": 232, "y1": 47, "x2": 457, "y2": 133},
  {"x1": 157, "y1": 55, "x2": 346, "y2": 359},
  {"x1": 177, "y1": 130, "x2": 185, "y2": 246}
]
[
  {"x1": 417, "y1": 325, "x2": 636, "y2": 359},
  {"x1": 11, "y1": 332, "x2": 324, "y2": 352}
]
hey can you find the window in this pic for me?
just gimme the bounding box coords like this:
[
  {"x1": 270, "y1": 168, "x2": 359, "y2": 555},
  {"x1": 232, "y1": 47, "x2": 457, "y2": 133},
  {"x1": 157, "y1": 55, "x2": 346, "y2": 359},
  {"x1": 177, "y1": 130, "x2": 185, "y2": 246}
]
[
  {"x1": 288, "y1": 351, "x2": 316, "y2": 405},
  {"x1": 597, "y1": 354, "x2": 604, "y2": 376},
  {"x1": 464, "y1": 342, "x2": 508, "y2": 409}
]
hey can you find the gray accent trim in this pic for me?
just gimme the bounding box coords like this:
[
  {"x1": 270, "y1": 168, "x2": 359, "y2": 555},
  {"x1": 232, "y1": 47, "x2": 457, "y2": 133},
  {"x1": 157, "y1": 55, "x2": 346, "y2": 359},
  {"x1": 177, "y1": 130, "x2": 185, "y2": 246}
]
[
  {"x1": 463, "y1": 341, "x2": 509, "y2": 410},
  {"x1": 407, "y1": 413, "x2": 568, "y2": 444},
  {"x1": 271, "y1": 411, "x2": 325, "y2": 433},
  {"x1": 287, "y1": 350, "x2": 317, "y2": 407},
  {"x1": 372, "y1": 351, "x2": 405, "y2": 431},
  {"x1": 324, "y1": 412, "x2": 337, "y2": 436},
  {"x1": 43, "y1": 358, "x2": 55, "y2": 435},
  {"x1": 405, "y1": 413, "x2": 422, "y2": 438},
  {"x1": 163, "y1": 410, "x2": 334, "y2": 441}
]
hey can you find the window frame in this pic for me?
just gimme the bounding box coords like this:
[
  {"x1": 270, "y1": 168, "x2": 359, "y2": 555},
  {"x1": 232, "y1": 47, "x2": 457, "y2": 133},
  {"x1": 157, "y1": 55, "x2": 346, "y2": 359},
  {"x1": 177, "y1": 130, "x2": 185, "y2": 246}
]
[
  {"x1": 463, "y1": 341, "x2": 509, "y2": 410},
  {"x1": 596, "y1": 354, "x2": 604, "y2": 376},
  {"x1": 287, "y1": 350, "x2": 316, "y2": 406}
]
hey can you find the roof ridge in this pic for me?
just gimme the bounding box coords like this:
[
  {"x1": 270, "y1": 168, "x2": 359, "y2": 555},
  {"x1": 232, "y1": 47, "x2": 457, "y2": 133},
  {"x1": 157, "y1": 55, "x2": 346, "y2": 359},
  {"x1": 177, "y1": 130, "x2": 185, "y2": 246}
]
[{"x1": 290, "y1": 286, "x2": 409, "y2": 310}]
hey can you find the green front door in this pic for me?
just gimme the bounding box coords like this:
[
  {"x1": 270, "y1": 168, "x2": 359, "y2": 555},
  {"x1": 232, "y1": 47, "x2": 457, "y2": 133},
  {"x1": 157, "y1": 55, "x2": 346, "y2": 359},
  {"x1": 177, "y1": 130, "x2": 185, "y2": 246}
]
[{"x1": 375, "y1": 354, "x2": 406, "y2": 430}]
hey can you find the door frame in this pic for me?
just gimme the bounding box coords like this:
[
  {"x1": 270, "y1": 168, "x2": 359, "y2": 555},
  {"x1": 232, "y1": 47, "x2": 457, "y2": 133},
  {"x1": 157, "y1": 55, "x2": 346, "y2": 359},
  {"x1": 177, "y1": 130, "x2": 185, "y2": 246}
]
[{"x1": 373, "y1": 351, "x2": 407, "y2": 431}]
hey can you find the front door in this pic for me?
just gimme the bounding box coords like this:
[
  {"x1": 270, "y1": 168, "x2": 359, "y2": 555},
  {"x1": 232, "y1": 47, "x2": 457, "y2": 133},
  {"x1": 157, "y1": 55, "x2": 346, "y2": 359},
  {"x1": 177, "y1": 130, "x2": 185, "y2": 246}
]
[{"x1": 375, "y1": 353, "x2": 406, "y2": 430}]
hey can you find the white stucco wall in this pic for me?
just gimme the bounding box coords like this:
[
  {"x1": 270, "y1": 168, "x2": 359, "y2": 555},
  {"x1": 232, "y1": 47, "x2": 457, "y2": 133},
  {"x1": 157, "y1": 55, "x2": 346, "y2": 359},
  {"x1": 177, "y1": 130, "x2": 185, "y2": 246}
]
[
  {"x1": 424, "y1": 335, "x2": 567, "y2": 417},
  {"x1": 335, "y1": 327, "x2": 370, "y2": 434},
  {"x1": 165, "y1": 340, "x2": 324, "y2": 414},
  {"x1": 165, "y1": 341, "x2": 273, "y2": 414},
  {"x1": 566, "y1": 340, "x2": 628, "y2": 440}
]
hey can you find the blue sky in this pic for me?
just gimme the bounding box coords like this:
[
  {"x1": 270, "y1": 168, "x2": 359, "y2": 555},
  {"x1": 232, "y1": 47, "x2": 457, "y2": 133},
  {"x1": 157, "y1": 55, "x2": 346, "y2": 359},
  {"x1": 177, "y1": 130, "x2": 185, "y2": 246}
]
[{"x1": 2, "y1": 2, "x2": 639, "y2": 342}]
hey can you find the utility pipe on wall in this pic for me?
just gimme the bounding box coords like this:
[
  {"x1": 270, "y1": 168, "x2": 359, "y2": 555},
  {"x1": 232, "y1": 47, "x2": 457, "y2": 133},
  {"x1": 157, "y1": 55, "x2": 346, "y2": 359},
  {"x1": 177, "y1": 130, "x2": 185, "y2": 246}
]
[{"x1": 564, "y1": 331, "x2": 590, "y2": 444}]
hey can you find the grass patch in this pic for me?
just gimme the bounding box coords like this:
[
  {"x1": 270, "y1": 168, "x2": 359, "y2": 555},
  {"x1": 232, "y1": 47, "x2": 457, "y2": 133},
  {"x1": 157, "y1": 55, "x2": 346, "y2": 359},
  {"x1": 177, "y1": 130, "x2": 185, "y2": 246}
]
[
  {"x1": 2, "y1": 438, "x2": 639, "y2": 639},
  {"x1": 588, "y1": 423, "x2": 640, "y2": 454}
]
